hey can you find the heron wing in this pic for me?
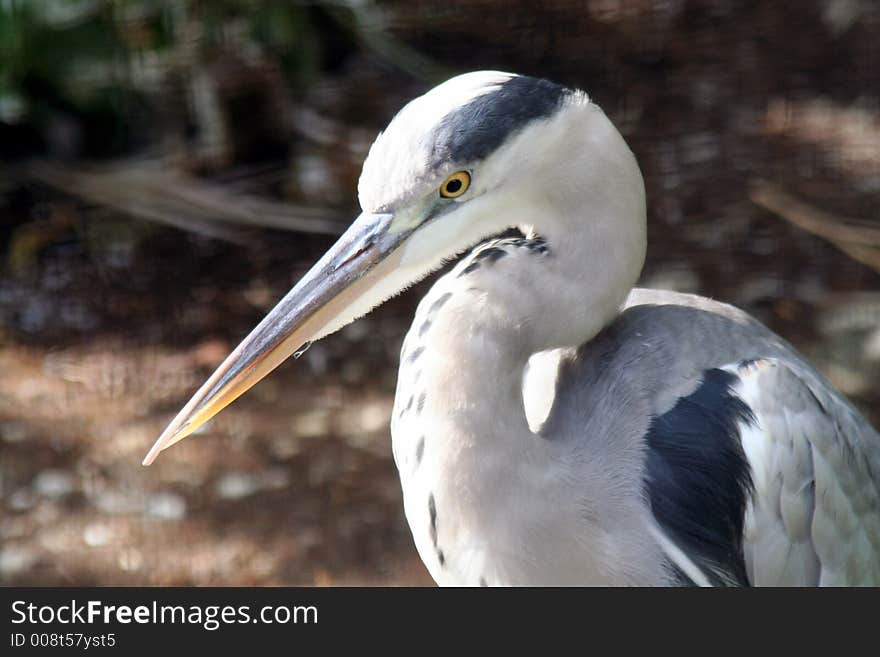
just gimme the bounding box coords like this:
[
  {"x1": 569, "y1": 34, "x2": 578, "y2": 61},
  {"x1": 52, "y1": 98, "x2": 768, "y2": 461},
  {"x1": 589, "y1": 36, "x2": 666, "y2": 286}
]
[{"x1": 725, "y1": 358, "x2": 880, "y2": 586}]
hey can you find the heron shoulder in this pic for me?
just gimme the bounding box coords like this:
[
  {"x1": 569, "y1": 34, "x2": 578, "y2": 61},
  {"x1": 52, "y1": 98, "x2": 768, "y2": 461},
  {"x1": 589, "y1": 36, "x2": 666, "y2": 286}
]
[
  {"x1": 624, "y1": 287, "x2": 759, "y2": 324},
  {"x1": 539, "y1": 308, "x2": 765, "y2": 585},
  {"x1": 549, "y1": 300, "x2": 880, "y2": 585}
]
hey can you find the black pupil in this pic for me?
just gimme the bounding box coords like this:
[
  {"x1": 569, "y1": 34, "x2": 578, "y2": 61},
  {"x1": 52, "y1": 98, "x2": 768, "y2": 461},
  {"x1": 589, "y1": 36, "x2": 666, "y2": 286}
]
[{"x1": 445, "y1": 178, "x2": 462, "y2": 194}]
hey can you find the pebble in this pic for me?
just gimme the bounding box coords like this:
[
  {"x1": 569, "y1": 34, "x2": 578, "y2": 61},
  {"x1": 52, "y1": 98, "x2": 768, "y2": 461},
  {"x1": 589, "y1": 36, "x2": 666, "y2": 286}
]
[
  {"x1": 214, "y1": 468, "x2": 291, "y2": 500},
  {"x1": 145, "y1": 492, "x2": 186, "y2": 520},
  {"x1": 0, "y1": 545, "x2": 35, "y2": 576},
  {"x1": 91, "y1": 490, "x2": 141, "y2": 515},
  {"x1": 8, "y1": 488, "x2": 35, "y2": 512},
  {"x1": 1, "y1": 421, "x2": 28, "y2": 443},
  {"x1": 215, "y1": 472, "x2": 260, "y2": 500},
  {"x1": 33, "y1": 470, "x2": 75, "y2": 499},
  {"x1": 83, "y1": 523, "x2": 114, "y2": 547},
  {"x1": 118, "y1": 548, "x2": 143, "y2": 572},
  {"x1": 291, "y1": 409, "x2": 329, "y2": 438}
]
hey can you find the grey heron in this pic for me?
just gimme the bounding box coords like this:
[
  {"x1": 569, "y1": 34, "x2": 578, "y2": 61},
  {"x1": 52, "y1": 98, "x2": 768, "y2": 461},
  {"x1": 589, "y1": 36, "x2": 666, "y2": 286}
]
[{"x1": 144, "y1": 71, "x2": 880, "y2": 586}]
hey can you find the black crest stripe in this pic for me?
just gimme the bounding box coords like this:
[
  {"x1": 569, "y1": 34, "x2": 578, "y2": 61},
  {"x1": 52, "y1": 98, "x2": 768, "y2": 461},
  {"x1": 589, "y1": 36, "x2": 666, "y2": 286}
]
[{"x1": 430, "y1": 75, "x2": 571, "y2": 167}]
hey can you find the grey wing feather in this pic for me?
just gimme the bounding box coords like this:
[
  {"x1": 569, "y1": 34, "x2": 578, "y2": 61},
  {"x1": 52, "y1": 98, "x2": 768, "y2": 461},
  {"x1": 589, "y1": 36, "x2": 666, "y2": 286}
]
[
  {"x1": 551, "y1": 290, "x2": 880, "y2": 585},
  {"x1": 726, "y1": 358, "x2": 880, "y2": 586}
]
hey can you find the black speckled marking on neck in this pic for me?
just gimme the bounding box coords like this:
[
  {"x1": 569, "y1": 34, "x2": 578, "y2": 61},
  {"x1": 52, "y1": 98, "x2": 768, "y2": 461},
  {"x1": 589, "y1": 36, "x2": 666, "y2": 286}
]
[{"x1": 457, "y1": 237, "x2": 549, "y2": 279}]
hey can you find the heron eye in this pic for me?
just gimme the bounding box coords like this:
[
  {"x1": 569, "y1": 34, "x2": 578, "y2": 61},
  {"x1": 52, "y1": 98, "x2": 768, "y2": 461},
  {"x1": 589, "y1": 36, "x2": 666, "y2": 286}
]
[{"x1": 439, "y1": 171, "x2": 470, "y2": 199}]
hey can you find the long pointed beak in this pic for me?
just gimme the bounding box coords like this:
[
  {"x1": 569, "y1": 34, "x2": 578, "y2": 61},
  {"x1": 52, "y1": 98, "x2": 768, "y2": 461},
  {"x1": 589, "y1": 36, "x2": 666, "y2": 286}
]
[{"x1": 143, "y1": 212, "x2": 402, "y2": 465}]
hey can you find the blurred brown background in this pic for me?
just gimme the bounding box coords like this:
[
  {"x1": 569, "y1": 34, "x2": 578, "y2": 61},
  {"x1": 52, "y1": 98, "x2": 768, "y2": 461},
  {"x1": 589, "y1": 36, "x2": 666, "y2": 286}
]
[{"x1": 1, "y1": 0, "x2": 878, "y2": 585}]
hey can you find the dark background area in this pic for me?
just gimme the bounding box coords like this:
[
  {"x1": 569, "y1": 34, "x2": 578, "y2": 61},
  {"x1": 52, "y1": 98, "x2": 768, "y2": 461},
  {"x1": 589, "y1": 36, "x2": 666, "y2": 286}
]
[{"x1": 1, "y1": 0, "x2": 878, "y2": 585}]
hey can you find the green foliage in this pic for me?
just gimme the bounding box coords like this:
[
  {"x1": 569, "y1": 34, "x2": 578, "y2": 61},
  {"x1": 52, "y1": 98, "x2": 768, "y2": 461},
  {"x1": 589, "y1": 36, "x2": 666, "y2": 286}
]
[
  {"x1": 1, "y1": 1, "x2": 129, "y2": 117},
  {"x1": 0, "y1": 0, "x2": 328, "y2": 154}
]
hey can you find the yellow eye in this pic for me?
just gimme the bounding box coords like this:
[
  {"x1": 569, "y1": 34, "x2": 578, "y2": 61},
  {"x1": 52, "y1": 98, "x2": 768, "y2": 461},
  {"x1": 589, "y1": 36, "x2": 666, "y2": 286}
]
[{"x1": 439, "y1": 171, "x2": 471, "y2": 198}]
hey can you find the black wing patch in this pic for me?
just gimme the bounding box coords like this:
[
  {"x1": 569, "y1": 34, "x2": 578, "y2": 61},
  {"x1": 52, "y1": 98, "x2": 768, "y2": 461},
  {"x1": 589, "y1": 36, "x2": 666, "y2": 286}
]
[{"x1": 644, "y1": 368, "x2": 755, "y2": 586}]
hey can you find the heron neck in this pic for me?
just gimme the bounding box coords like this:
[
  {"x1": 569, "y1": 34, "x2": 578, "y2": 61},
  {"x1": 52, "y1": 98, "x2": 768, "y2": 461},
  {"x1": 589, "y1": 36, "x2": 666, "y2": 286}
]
[
  {"x1": 394, "y1": 277, "x2": 555, "y2": 585},
  {"x1": 505, "y1": 102, "x2": 648, "y2": 352},
  {"x1": 393, "y1": 245, "x2": 647, "y2": 585}
]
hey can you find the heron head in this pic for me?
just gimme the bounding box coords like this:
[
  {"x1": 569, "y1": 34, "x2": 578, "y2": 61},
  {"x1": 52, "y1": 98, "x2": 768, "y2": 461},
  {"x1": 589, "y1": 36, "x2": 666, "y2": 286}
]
[{"x1": 143, "y1": 71, "x2": 627, "y2": 464}]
